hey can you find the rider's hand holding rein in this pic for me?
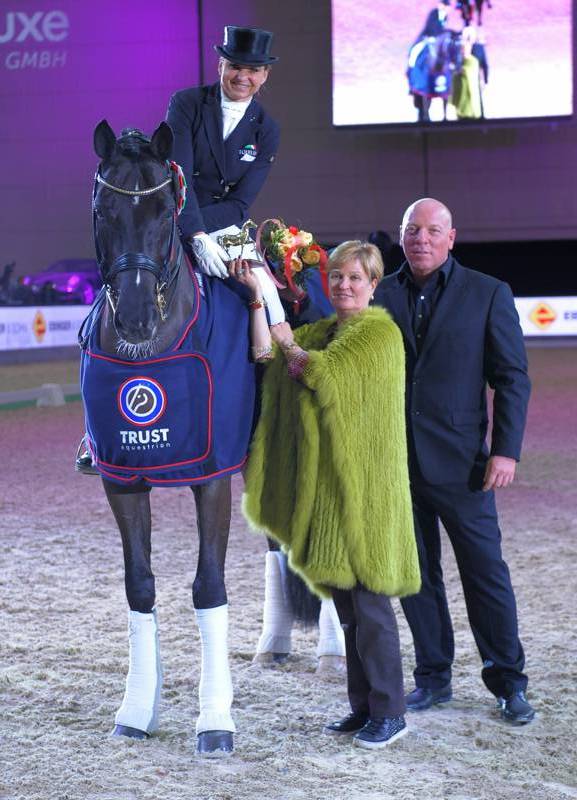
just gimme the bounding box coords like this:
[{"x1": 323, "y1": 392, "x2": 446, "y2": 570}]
[
  {"x1": 228, "y1": 258, "x2": 273, "y2": 362},
  {"x1": 190, "y1": 232, "x2": 229, "y2": 279}
]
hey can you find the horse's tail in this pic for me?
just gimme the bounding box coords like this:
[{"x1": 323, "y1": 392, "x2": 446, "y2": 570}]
[{"x1": 285, "y1": 565, "x2": 321, "y2": 626}]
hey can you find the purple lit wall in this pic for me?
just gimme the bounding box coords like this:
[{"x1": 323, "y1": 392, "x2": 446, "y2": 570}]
[
  {"x1": 1, "y1": 2, "x2": 200, "y2": 276},
  {"x1": 2, "y1": 0, "x2": 577, "y2": 283}
]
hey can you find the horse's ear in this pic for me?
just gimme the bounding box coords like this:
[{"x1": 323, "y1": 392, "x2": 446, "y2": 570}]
[
  {"x1": 94, "y1": 120, "x2": 117, "y2": 160},
  {"x1": 150, "y1": 122, "x2": 174, "y2": 161}
]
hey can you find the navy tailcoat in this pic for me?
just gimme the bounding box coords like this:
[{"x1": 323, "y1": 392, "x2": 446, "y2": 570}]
[{"x1": 166, "y1": 82, "x2": 280, "y2": 237}]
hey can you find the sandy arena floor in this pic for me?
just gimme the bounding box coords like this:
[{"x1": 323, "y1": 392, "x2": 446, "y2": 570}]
[{"x1": 1, "y1": 346, "x2": 576, "y2": 800}]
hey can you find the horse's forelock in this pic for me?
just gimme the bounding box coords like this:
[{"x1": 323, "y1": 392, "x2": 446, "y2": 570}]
[{"x1": 116, "y1": 128, "x2": 152, "y2": 158}]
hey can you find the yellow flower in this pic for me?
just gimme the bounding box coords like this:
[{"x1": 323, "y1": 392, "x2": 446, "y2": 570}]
[
  {"x1": 301, "y1": 247, "x2": 321, "y2": 266},
  {"x1": 289, "y1": 253, "x2": 303, "y2": 272}
]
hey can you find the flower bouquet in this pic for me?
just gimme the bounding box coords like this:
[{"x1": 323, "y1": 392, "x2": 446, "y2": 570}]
[{"x1": 256, "y1": 219, "x2": 329, "y2": 300}]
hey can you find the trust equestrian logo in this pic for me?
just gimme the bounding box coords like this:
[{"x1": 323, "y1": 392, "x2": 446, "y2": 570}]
[{"x1": 118, "y1": 377, "x2": 167, "y2": 427}]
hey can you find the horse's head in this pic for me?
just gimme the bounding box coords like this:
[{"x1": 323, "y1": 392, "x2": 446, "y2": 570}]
[
  {"x1": 429, "y1": 31, "x2": 463, "y2": 74},
  {"x1": 93, "y1": 120, "x2": 183, "y2": 354}
]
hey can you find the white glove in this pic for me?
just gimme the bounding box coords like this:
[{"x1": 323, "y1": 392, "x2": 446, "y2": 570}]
[{"x1": 190, "y1": 233, "x2": 229, "y2": 279}]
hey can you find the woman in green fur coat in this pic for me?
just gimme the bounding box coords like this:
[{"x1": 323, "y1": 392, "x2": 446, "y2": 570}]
[{"x1": 234, "y1": 241, "x2": 420, "y2": 750}]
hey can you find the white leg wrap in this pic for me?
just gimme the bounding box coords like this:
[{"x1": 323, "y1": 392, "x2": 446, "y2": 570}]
[
  {"x1": 255, "y1": 551, "x2": 294, "y2": 655},
  {"x1": 115, "y1": 609, "x2": 162, "y2": 733},
  {"x1": 195, "y1": 604, "x2": 235, "y2": 734},
  {"x1": 316, "y1": 598, "x2": 346, "y2": 658}
]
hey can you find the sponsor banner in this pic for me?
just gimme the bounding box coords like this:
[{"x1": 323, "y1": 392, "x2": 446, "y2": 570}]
[
  {"x1": 1, "y1": 297, "x2": 576, "y2": 350},
  {"x1": 0, "y1": 305, "x2": 87, "y2": 350},
  {"x1": 515, "y1": 296, "x2": 577, "y2": 337}
]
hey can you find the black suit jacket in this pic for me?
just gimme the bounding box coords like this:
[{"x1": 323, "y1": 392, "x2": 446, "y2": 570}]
[
  {"x1": 375, "y1": 258, "x2": 531, "y2": 484},
  {"x1": 166, "y1": 83, "x2": 280, "y2": 237}
]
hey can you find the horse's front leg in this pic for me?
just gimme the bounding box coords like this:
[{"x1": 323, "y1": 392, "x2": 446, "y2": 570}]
[
  {"x1": 104, "y1": 479, "x2": 162, "y2": 740},
  {"x1": 191, "y1": 476, "x2": 234, "y2": 757}
]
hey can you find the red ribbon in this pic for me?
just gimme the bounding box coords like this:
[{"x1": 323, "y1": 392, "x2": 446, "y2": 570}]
[{"x1": 283, "y1": 246, "x2": 306, "y2": 300}]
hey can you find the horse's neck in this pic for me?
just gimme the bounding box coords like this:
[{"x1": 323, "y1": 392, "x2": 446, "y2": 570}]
[{"x1": 99, "y1": 255, "x2": 195, "y2": 357}]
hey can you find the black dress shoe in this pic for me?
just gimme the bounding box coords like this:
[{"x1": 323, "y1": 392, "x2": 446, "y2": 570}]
[
  {"x1": 353, "y1": 716, "x2": 408, "y2": 749},
  {"x1": 499, "y1": 691, "x2": 535, "y2": 725},
  {"x1": 406, "y1": 685, "x2": 452, "y2": 711},
  {"x1": 324, "y1": 710, "x2": 369, "y2": 735}
]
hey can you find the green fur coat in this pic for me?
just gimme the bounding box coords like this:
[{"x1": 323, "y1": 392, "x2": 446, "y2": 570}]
[{"x1": 243, "y1": 307, "x2": 421, "y2": 598}]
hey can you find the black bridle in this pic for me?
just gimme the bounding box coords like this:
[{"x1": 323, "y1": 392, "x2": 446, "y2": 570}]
[{"x1": 92, "y1": 159, "x2": 183, "y2": 320}]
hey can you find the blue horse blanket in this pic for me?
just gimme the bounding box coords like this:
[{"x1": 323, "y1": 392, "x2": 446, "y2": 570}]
[{"x1": 80, "y1": 268, "x2": 255, "y2": 487}]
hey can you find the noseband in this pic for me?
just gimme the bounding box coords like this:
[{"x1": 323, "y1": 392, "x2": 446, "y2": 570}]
[{"x1": 93, "y1": 159, "x2": 186, "y2": 321}]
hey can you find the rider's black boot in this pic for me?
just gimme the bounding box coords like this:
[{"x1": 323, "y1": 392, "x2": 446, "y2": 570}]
[{"x1": 75, "y1": 437, "x2": 98, "y2": 475}]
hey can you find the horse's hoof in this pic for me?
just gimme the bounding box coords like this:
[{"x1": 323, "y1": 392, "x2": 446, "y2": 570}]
[
  {"x1": 316, "y1": 655, "x2": 347, "y2": 676},
  {"x1": 197, "y1": 730, "x2": 234, "y2": 758},
  {"x1": 111, "y1": 724, "x2": 149, "y2": 740},
  {"x1": 252, "y1": 651, "x2": 289, "y2": 666}
]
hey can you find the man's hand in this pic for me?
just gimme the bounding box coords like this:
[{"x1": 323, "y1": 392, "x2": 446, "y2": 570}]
[
  {"x1": 190, "y1": 232, "x2": 229, "y2": 279},
  {"x1": 483, "y1": 455, "x2": 516, "y2": 491}
]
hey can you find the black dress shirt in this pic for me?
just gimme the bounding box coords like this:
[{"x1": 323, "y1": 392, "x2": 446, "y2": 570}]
[{"x1": 399, "y1": 258, "x2": 453, "y2": 353}]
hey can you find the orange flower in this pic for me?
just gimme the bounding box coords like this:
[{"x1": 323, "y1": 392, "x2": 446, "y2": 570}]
[{"x1": 301, "y1": 247, "x2": 321, "y2": 265}]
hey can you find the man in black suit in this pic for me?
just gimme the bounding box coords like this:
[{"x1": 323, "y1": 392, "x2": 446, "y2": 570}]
[{"x1": 375, "y1": 198, "x2": 535, "y2": 725}]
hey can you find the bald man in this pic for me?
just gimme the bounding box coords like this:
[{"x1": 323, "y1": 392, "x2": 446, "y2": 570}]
[{"x1": 374, "y1": 198, "x2": 534, "y2": 725}]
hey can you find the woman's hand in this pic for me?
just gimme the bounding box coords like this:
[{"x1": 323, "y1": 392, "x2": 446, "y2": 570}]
[
  {"x1": 228, "y1": 258, "x2": 260, "y2": 295},
  {"x1": 270, "y1": 321, "x2": 296, "y2": 350}
]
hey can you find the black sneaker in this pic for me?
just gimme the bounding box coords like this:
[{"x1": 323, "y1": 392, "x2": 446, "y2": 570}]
[
  {"x1": 353, "y1": 716, "x2": 408, "y2": 749},
  {"x1": 498, "y1": 691, "x2": 535, "y2": 725},
  {"x1": 405, "y1": 685, "x2": 452, "y2": 711},
  {"x1": 324, "y1": 710, "x2": 369, "y2": 735}
]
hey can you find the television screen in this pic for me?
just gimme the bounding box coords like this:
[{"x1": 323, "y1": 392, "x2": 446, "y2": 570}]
[{"x1": 332, "y1": 0, "x2": 574, "y2": 126}]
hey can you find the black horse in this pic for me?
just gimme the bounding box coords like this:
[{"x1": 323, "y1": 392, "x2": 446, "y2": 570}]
[
  {"x1": 81, "y1": 120, "x2": 254, "y2": 757},
  {"x1": 407, "y1": 31, "x2": 463, "y2": 122}
]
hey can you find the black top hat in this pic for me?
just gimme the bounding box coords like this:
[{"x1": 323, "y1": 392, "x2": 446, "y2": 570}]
[{"x1": 214, "y1": 26, "x2": 278, "y2": 66}]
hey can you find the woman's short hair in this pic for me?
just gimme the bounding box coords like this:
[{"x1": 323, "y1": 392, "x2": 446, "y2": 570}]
[{"x1": 328, "y1": 240, "x2": 384, "y2": 282}]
